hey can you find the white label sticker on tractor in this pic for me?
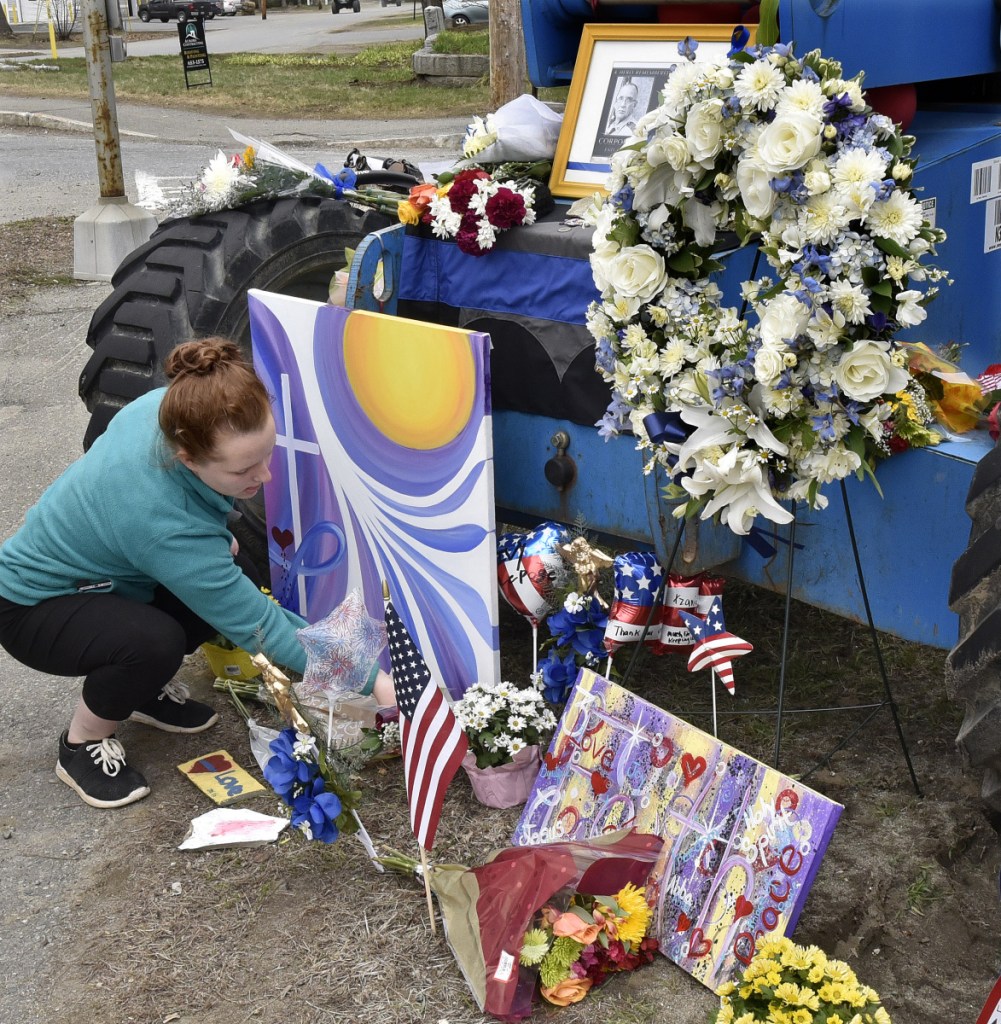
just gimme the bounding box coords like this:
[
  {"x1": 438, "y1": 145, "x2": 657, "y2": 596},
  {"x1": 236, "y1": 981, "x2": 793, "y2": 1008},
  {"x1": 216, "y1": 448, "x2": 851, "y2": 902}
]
[
  {"x1": 985, "y1": 198, "x2": 1001, "y2": 254},
  {"x1": 920, "y1": 197, "x2": 936, "y2": 229},
  {"x1": 971, "y1": 157, "x2": 1001, "y2": 203},
  {"x1": 493, "y1": 950, "x2": 515, "y2": 982}
]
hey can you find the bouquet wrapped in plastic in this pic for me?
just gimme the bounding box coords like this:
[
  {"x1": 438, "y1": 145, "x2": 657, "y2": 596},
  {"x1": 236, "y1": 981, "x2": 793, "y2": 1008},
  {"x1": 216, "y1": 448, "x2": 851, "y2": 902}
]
[{"x1": 427, "y1": 829, "x2": 663, "y2": 1020}]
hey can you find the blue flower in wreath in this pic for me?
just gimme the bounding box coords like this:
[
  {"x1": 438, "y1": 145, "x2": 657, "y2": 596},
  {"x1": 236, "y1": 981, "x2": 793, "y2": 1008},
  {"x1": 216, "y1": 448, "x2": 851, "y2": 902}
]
[
  {"x1": 539, "y1": 648, "x2": 579, "y2": 705},
  {"x1": 290, "y1": 776, "x2": 343, "y2": 843},
  {"x1": 264, "y1": 728, "x2": 320, "y2": 802}
]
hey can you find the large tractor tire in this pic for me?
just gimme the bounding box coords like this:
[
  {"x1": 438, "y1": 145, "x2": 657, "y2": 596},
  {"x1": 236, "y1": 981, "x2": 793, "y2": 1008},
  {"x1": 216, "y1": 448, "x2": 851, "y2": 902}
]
[
  {"x1": 947, "y1": 443, "x2": 1001, "y2": 811},
  {"x1": 80, "y1": 195, "x2": 394, "y2": 567}
]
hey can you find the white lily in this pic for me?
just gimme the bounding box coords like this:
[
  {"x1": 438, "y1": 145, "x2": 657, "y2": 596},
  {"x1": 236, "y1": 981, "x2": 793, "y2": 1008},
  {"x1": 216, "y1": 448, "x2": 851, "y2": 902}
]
[{"x1": 682, "y1": 447, "x2": 795, "y2": 534}]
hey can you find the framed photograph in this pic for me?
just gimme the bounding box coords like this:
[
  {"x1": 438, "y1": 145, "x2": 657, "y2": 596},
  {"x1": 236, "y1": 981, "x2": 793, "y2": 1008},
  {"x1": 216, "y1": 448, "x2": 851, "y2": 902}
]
[{"x1": 550, "y1": 23, "x2": 756, "y2": 199}]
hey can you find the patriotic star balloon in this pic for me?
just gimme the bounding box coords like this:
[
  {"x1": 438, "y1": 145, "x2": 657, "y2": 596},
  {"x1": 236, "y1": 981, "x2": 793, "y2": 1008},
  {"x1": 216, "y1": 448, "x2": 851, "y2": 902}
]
[
  {"x1": 296, "y1": 588, "x2": 387, "y2": 703},
  {"x1": 677, "y1": 597, "x2": 752, "y2": 696}
]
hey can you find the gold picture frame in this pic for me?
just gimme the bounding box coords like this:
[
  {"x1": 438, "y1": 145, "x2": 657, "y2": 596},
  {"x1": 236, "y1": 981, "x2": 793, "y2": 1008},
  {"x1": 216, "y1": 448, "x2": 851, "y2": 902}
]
[{"x1": 550, "y1": 23, "x2": 757, "y2": 199}]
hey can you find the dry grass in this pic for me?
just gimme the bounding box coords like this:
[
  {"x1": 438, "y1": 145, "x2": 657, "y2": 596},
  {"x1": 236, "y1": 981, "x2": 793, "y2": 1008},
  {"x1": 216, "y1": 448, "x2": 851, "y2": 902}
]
[{"x1": 0, "y1": 216, "x2": 75, "y2": 308}]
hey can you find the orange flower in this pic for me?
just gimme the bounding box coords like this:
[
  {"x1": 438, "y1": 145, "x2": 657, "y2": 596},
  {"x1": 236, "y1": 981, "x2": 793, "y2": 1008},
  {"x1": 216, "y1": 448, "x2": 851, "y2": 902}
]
[
  {"x1": 540, "y1": 976, "x2": 593, "y2": 1006},
  {"x1": 407, "y1": 182, "x2": 440, "y2": 213},
  {"x1": 552, "y1": 912, "x2": 601, "y2": 946}
]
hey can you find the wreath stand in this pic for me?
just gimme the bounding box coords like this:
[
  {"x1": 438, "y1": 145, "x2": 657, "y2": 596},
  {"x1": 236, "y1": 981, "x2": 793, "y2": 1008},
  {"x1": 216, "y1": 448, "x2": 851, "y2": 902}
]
[{"x1": 619, "y1": 480, "x2": 922, "y2": 796}]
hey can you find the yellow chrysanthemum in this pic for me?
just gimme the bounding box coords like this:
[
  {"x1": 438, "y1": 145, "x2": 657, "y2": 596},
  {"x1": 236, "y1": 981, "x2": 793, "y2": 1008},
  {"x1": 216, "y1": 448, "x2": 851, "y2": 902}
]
[
  {"x1": 872, "y1": 1007, "x2": 891, "y2": 1024},
  {"x1": 718, "y1": 982, "x2": 737, "y2": 997},
  {"x1": 610, "y1": 882, "x2": 653, "y2": 945},
  {"x1": 241, "y1": 145, "x2": 255, "y2": 170},
  {"x1": 820, "y1": 981, "x2": 849, "y2": 1004},
  {"x1": 825, "y1": 959, "x2": 859, "y2": 986},
  {"x1": 790, "y1": 1009, "x2": 813, "y2": 1024},
  {"x1": 716, "y1": 1004, "x2": 735, "y2": 1024},
  {"x1": 807, "y1": 965, "x2": 826, "y2": 984}
]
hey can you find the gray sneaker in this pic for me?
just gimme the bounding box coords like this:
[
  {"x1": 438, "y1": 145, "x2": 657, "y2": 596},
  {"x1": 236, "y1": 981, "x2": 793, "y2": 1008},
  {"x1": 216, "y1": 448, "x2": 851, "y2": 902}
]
[{"x1": 55, "y1": 732, "x2": 151, "y2": 809}]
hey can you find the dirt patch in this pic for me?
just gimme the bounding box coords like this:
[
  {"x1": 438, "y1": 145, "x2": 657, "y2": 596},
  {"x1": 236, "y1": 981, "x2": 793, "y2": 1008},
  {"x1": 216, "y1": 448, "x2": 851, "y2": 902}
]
[
  {"x1": 3, "y1": 218, "x2": 1000, "y2": 1024},
  {"x1": 0, "y1": 216, "x2": 75, "y2": 309}
]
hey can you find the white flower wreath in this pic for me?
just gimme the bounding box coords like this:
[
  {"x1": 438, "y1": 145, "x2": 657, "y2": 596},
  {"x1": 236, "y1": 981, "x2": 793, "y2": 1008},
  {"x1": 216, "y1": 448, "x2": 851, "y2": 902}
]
[{"x1": 585, "y1": 40, "x2": 949, "y2": 536}]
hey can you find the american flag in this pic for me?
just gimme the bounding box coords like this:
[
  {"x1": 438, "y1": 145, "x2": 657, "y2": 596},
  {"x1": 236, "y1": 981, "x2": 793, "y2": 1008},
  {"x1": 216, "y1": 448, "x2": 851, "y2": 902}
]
[
  {"x1": 384, "y1": 598, "x2": 468, "y2": 851},
  {"x1": 677, "y1": 598, "x2": 752, "y2": 695},
  {"x1": 979, "y1": 365, "x2": 1001, "y2": 394}
]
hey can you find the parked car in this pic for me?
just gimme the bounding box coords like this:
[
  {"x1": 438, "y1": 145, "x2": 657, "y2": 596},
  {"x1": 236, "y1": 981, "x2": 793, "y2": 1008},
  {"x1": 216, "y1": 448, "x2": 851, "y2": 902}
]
[
  {"x1": 220, "y1": 0, "x2": 254, "y2": 14},
  {"x1": 330, "y1": 0, "x2": 361, "y2": 12},
  {"x1": 380, "y1": 0, "x2": 403, "y2": 6},
  {"x1": 443, "y1": 0, "x2": 488, "y2": 26},
  {"x1": 137, "y1": 0, "x2": 220, "y2": 21}
]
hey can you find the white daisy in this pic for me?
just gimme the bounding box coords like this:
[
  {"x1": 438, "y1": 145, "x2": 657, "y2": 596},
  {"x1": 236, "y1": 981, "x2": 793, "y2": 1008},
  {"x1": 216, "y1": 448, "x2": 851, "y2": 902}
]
[
  {"x1": 733, "y1": 61, "x2": 787, "y2": 111},
  {"x1": 864, "y1": 189, "x2": 925, "y2": 245}
]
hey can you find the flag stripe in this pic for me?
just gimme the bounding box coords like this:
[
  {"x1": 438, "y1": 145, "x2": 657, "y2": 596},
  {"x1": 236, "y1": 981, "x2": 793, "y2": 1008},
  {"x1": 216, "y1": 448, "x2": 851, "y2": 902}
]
[
  {"x1": 386, "y1": 599, "x2": 468, "y2": 852},
  {"x1": 688, "y1": 634, "x2": 753, "y2": 673}
]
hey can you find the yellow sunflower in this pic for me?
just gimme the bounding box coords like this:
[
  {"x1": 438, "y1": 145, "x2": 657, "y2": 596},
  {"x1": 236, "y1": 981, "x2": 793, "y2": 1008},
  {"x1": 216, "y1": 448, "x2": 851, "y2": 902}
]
[{"x1": 609, "y1": 882, "x2": 653, "y2": 946}]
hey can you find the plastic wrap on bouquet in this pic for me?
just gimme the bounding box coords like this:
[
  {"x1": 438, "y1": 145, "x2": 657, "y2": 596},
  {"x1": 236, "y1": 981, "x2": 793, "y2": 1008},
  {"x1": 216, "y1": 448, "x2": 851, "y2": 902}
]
[
  {"x1": 496, "y1": 522, "x2": 569, "y2": 627},
  {"x1": 428, "y1": 829, "x2": 663, "y2": 1022},
  {"x1": 602, "y1": 552, "x2": 664, "y2": 655}
]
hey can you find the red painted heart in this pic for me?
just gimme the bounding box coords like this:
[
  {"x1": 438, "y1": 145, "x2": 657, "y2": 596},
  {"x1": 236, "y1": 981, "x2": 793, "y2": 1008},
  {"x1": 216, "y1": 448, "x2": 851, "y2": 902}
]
[
  {"x1": 676, "y1": 911, "x2": 692, "y2": 933},
  {"x1": 543, "y1": 751, "x2": 560, "y2": 771},
  {"x1": 590, "y1": 771, "x2": 610, "y2": 795},
  {"x1": 271, "y1": 526, "x2": 294, "y2": 550},
  {"x1": 681, "y1": 753, "x2": 707, "y2": 785},
  {"x1": 734, "y1": 895, "x2": 754, "y2": 920},
  {"x1": 191, "y1": 753, "x2": 233, "y2": 774},
  {"x1": 650, "y1": 738, "x2": 674, "y2": 768},
  {"x1": 688, "y1": 928, "x2": 712, "y2": 959}
]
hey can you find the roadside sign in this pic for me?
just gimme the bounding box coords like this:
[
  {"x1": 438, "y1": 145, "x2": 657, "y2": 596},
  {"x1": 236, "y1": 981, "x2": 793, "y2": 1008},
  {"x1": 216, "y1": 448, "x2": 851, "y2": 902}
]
[{"x1": 178, "y1": 18, "x2": 212, "y2": 89}]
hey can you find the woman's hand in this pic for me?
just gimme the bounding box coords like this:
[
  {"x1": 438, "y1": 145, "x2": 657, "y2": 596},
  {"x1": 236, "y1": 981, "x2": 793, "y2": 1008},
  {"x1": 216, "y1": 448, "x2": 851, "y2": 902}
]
[{"x1": 230, "y1": 536, "x2": 239, "y2": 557}]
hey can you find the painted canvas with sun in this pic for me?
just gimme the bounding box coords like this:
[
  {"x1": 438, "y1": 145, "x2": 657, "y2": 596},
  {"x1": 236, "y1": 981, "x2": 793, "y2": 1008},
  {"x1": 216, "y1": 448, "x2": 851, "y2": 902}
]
[{"x1": 247, "y1": 290, "x2": 499, "y2": 699}]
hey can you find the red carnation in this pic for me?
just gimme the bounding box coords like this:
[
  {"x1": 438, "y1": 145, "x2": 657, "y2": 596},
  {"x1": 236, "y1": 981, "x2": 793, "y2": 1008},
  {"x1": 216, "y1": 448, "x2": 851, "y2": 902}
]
[
  {"x1": 484, "y1": 187, "x2": 527, "y2": 229},
  {"x1": 455, "y1": 211, "x2": 485, "y2": 256},
  {"x1": 447, "y1": 169, "x2": 490, "y2": 216}
]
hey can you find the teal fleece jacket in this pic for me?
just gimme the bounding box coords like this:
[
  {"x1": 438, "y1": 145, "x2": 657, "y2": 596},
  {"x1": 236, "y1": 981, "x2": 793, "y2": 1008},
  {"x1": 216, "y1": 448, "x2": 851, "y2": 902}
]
[{"x1": 0, "y1": 389, "x2": 308, "y2": 674}]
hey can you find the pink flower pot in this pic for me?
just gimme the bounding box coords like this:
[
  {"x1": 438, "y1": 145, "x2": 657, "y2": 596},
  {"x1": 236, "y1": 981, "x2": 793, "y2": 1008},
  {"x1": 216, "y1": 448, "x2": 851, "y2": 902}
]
[{"x1": 461, "y1": 744, "x2": 541, "y2": 808}]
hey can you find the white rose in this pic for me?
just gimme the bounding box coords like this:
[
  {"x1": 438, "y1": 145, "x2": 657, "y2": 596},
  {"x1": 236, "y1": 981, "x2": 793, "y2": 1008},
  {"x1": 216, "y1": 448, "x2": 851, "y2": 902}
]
[
  {"x1": 754, "y1": 344, "x2": 787, "y2": 386},
  {"x1": 755, "y1": 110, "x2": 823, "y2": 175},
  {"x1": 804, "y1": 169, "x2": 831, "y2": 195},
  {"x1": 685, "y1": 100, "x2": 725, "y2": 165},
  {"x1": 736, "y1": 156, "x2": 778, "y2": 220},
  {"x1": 833, "y1": 340, "x2": 910, "y2": 402},
  {"x1": 758, "y1": 293, "x2": 811, "y2": 346},
  {"x1": 664, "y1": 134, "x2": 693, "y2": 171},
  {"x1": 647, "y1": 132, "x2": 686, "y2": 170},
  {"x1": 602, "y1": 244, "x2": 668, "y2": 302}
]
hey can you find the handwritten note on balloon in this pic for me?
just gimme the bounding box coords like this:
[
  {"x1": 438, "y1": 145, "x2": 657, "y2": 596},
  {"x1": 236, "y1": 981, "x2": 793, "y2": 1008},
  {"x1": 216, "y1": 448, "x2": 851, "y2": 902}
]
[{"x1": 511, "y1": 670, "x2": 843, "y2": 994}]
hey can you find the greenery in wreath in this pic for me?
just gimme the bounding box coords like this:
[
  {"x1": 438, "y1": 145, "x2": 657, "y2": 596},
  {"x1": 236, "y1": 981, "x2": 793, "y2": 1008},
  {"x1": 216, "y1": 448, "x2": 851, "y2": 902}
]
[{"x1": 584, "y1": 39, "x2": 949, "y2": 536}]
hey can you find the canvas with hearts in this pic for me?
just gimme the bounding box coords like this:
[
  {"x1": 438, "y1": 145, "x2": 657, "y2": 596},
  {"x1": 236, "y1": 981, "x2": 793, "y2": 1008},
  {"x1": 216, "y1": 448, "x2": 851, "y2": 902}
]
[{"x1": 511, "y1": 670, "x2": 843, "y2": 994}]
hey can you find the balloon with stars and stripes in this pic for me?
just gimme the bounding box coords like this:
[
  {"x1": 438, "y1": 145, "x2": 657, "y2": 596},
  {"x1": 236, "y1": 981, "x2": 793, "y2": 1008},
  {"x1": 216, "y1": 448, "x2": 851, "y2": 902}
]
[{"x1": 677, "y1": 598, "x2": 752, "y2": 696}]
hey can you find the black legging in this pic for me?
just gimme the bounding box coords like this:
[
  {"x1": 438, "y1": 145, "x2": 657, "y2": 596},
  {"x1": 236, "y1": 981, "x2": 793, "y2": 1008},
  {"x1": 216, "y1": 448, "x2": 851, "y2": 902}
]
[{"x1": 0, "y1": 552, "x2": 262, "y2": 721}]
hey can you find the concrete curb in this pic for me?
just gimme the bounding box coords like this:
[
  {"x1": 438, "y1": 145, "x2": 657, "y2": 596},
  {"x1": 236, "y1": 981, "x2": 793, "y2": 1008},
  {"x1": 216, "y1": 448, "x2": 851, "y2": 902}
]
[
  {"x1": 0, "y1": 110, "x2": 158, "y2": 139},
  {"x1": 0, "y1": 110, "x2": 464, "y2": 151}
]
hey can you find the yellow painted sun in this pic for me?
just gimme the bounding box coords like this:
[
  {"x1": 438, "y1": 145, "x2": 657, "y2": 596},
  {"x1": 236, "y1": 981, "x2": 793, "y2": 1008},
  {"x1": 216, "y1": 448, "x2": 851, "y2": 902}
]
[{"x1": 342, "y1": 312, "x2": 477, "y2": 450}]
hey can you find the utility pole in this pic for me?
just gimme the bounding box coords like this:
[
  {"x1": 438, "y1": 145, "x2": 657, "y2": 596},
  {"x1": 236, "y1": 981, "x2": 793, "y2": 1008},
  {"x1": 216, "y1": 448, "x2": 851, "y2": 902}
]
[
  {"x1": 74, "y1": 0, "x2": 156, "y2": 281},
  {"x1": 489, "y1": 0, "x2": 527, "y2": 109}
]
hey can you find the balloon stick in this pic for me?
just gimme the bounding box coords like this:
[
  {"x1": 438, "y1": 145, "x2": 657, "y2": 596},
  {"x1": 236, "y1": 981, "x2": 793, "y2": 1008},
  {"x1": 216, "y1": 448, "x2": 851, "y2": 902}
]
[
  {"x1": 711, "y1": 668, "x2": 719, "y2": 739},
  {"x1": 532, "y1": 622, "x2": 538, "y2": 675}
]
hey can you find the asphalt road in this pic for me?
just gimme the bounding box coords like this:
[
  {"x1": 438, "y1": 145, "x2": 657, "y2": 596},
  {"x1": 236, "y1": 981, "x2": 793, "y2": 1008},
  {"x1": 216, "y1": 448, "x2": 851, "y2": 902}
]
[{"x1": 12, "y1": 4, "x2": 426, "y2": 58}]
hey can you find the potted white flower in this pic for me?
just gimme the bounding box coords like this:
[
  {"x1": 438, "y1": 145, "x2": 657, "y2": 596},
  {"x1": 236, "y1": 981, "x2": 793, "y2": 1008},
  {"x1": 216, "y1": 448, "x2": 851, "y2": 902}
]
[{"x1": 453, "y1": 680, "x2": 557, "y2": 807}]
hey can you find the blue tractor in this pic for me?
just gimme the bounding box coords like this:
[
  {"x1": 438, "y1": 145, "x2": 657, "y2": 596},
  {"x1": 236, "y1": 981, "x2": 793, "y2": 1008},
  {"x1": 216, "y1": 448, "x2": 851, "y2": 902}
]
[{"x1": 80, "y1": 0, "x2": 1001, "y2": 802}]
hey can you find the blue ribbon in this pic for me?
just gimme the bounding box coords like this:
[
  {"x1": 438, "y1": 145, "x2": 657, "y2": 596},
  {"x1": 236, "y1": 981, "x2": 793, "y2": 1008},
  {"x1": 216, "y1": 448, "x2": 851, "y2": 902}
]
[
  {"x1": 314, "y1": 164, "x2": 357, "y2": 197},
  {"x1": 643, "y1": 411, "x2": 689, "y2": 445}
]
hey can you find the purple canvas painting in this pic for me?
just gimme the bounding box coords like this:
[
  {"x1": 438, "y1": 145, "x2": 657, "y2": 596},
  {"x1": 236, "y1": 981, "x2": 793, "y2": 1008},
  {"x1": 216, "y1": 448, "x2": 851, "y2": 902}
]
[
  {"x1": 511, "y1": 670, "x2": 843, "y2": 993},
  {"x1": 247, "y1": 289, "x2": 500, "y2": 699}
]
